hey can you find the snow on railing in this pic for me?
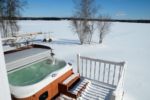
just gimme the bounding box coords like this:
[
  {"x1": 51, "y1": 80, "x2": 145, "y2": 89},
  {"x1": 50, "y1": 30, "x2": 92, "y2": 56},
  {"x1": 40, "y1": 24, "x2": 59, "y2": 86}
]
[
  {"x1": 111, "y1": 63, "x2": 126, "y2": 100},
  {"x1": 77, "y1": 54, "x2": 125, "y2": 86}
]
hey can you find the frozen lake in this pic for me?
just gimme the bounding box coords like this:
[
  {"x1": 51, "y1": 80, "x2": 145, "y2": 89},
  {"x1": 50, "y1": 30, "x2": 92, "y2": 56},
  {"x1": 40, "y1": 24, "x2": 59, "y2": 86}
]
[{"x1": 18, "y1": 21, "x2": 150, "y2": 100}]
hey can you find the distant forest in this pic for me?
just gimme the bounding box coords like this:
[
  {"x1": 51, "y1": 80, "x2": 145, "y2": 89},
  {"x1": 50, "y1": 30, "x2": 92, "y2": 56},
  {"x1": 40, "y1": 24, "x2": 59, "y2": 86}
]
[{"x1": 1, "y1": 17, "x2": 150, "y2": 23}]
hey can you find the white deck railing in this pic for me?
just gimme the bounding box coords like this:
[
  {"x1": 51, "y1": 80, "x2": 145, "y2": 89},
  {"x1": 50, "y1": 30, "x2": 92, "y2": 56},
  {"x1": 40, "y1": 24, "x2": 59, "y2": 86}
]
[
  {"x1": 77, "y1": 54, "x2": 126, "y2": 100},
  {"x1": 112, "y1": 63, "x2": 126, "y2": 100}
]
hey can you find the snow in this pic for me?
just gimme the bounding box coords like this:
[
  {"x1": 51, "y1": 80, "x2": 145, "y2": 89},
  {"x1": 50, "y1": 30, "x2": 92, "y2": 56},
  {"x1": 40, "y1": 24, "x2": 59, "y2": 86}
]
[{"x1": 18, "y1": 21, "x2": 150, "y2": 100}]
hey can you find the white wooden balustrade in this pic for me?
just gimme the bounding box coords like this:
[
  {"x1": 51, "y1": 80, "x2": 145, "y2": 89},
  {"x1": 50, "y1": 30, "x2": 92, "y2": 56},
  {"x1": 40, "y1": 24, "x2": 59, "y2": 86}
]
[{"x1": 77, "y1": 54, "x2": 126, "y2": 100}]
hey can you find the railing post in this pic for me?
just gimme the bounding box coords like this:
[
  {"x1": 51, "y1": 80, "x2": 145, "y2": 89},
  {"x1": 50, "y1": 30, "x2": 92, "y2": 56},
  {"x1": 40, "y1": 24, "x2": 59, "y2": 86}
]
[
  {"x1": 122, "y1": 62, "x2": 126, "y2": 90},
  {"x1": 77, "y1": 54, "x2": 80, "y2": 73}
]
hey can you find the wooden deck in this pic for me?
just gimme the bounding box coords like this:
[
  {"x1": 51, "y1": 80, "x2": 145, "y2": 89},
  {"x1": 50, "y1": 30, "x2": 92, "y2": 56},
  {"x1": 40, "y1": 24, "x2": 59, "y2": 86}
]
[
  {"x1": 55, "y1": 54, "x2": 126, "y2": 100},
  {"x1": 9, "y1": 54, "x2": 125, "y2": 100},
  {"x1": 55, "y1": 77, "x2": 116, "y2": 100}
]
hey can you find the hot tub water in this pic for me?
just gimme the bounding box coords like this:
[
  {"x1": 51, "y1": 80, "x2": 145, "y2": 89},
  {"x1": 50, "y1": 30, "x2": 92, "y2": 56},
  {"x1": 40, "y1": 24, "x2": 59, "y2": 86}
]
[{"x1": 8, "y1": 58, "x2": 66, "y2": 86}]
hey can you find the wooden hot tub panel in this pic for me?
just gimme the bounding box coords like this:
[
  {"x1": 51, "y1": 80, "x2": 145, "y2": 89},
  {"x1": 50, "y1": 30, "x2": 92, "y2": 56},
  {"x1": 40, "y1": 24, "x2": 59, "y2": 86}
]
[{"x1": 12, "y1": 69, "x2": 73, "y2": 100}]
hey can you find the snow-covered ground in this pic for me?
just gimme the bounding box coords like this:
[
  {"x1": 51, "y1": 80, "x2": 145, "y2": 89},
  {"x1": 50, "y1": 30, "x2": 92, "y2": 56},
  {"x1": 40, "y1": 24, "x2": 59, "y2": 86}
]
[{"x1": 18, "y1": 21, "x2": 150, "y2": 100}]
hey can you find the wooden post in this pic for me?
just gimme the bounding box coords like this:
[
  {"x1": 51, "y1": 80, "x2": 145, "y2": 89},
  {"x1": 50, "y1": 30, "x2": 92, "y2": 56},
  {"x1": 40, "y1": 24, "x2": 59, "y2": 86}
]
[
  {"x1": 107, "y1": 64, "x2": 111, "y2": 84},
  {"x1": 90, "y1": 60, "x2": 92, "y2": 78},
  {"x1": 98, "y1": 62, "x2": 101, "y2": 81},
  {"x1": 77, "y1": 54, "x2": 80, "y2": 73},
  {"x1": 0, "y1": 36, "x2": 11, "y2": 100},
  {"x1": 94, "y1": 61, "x2": 96, "y2": 80},
  {"x1": 112, "y1": 64, "x2": 116, "y2": 85},
  {"x1": 103, "y1": 63, "x2": 106, "y2": 82},
  {"x1": 85, "y1": 58, "x2": 87, "y2": 77},
  {"x1": 122, "y1": 62, "x2": 126, "y2": 90}
]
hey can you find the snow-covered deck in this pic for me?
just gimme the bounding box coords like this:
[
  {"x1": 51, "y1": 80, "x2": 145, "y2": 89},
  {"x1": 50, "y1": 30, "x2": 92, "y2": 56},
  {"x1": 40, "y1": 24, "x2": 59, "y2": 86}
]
[
  {"x1": 57, "y1": 78, "x2": 115, "y2": 100},
  {"x1": 79, "y1": 78, "x2": 116, "y2": 100},
  {"x1": 56, "y1": 55, "x2": 126, "y2": 100},
  {"x1": 56, "y1": 77, "x2": 120, "y2": 100}
]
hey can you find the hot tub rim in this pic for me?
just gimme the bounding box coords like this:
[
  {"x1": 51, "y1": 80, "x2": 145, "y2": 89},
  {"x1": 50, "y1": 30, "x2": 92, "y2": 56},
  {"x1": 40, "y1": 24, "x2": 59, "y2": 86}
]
[{"x1": 9, "y1": 64, "x2": 72, "y2": 98}]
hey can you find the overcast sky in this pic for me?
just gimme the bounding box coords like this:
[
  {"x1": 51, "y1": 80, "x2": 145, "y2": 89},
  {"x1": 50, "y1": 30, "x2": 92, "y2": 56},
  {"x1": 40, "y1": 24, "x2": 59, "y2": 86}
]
[{"x1": 23, "y1": 0, "x2": 150, "y2": 19}]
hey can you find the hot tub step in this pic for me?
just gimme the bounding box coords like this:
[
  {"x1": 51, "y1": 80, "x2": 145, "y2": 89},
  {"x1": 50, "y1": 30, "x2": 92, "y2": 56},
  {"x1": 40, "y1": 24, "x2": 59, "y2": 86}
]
[{"x1": 58, "y1": 73, "x2": 80, "y2": 98}]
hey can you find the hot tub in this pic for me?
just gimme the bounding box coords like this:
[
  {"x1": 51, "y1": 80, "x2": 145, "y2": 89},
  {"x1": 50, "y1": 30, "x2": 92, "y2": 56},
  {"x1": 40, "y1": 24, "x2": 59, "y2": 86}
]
[{"x1": 8, "y1": 58, "x2": 73, "y2": 100}]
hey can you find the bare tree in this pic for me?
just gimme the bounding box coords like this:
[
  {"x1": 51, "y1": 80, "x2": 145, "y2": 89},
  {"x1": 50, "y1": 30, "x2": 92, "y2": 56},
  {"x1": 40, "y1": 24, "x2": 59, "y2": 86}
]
[
  {"x1": 97, "y1": 15, "x2": 112, "y2": 44},
  {"x1": 0, "y1": 0, "x2": 25, "y2": 38},
  {"x1": 71, "y1": 0, "x2": 98, "y2": 44}
]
